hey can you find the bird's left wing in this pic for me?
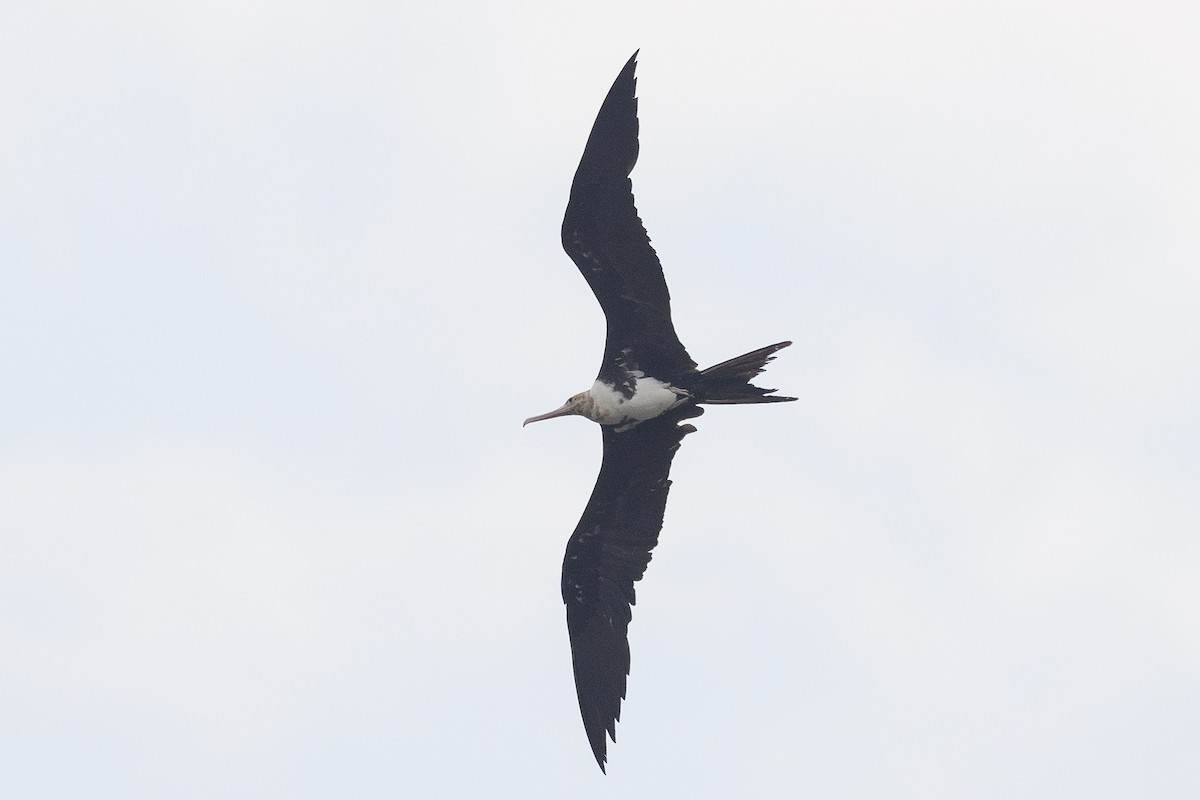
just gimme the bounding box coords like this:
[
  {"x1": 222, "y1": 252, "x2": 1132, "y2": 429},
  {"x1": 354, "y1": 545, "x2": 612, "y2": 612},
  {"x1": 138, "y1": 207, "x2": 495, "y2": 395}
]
[
  {"x1": 561, "y1": 51, "x2": 698, "y2": 381},
  {"x1": 560, "y1": 404, "x2": 704, "y2": 772}
]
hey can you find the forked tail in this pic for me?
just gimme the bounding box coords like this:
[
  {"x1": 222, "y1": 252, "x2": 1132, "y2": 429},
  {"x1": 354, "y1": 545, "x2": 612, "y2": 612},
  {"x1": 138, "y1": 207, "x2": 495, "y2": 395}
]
[{"x1": 695, "y1": 341, "x2": 796, "y2": 405}]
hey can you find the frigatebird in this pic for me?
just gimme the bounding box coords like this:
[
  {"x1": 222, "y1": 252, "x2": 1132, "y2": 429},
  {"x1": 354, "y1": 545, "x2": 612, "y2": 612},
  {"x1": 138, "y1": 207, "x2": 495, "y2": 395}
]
[{"x1": 524, "y1": 52, "x2": 795, "y2": 772}]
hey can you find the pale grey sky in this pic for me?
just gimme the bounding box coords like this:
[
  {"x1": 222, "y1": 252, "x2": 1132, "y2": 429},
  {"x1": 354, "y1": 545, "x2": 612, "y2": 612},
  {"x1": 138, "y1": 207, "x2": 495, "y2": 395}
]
[{"x1": 2, "y1": 1, "x2": 1198, "y2": 797}]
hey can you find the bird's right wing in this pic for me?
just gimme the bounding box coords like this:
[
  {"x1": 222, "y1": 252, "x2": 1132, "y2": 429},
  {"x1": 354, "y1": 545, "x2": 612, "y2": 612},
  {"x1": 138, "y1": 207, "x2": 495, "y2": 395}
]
[{"x1": 560, "y1": 404, "x2": 703, "y2": 772}]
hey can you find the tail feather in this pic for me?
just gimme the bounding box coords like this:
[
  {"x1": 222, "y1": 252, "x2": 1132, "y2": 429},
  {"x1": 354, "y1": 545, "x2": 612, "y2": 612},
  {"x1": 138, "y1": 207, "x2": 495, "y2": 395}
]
[{"x1": 696, "y1": 341, "x2": 796, "y2": 405}]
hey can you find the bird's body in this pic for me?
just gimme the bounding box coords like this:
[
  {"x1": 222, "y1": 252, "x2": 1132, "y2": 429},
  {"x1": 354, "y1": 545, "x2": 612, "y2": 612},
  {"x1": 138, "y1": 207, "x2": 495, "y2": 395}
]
[
  {"x1": 525, "y1": 51, "x2": 795, "y2": 772},
  {"x1": 525, "y1": 375, "x2": 691, "y2": 430}
]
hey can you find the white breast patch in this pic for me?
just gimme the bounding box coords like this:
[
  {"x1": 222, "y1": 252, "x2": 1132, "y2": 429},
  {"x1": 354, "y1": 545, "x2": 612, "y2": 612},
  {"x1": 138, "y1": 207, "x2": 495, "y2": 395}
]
[{"x1": 588, "y1": 377, "x2": 690, "y2": 429}]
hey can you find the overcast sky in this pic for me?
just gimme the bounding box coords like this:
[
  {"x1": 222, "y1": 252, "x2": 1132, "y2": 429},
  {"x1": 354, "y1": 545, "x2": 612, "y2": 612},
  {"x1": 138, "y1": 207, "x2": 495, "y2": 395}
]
[{"x1": 2, "y1": 1, "x2": 1198, "y2": 797}]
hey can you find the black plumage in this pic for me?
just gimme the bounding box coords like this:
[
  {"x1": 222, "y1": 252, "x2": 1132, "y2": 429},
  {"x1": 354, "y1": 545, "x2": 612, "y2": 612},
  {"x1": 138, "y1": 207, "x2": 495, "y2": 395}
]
[
  {"x1": 561, "y1": 51, "x2": 697, "y2": 391},
  {"x1": 532, "y1": 51, "x2": 795, "y2": 772},
  {"x1": 561, "y1": 403, "x2": 703, "y2": 771}
]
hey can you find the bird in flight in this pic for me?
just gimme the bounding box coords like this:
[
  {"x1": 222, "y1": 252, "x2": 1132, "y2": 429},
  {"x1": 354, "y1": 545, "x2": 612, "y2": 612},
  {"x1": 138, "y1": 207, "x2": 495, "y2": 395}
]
[{"x1": 524, "y1": 51, "x2": 795, "y2": 772}]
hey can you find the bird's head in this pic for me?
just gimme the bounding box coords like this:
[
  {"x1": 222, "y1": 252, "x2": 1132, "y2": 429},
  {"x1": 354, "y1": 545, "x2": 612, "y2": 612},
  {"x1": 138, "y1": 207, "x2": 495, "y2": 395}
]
[{"x1": 523, "y1": 391, "x2": 593, "y2": 427}]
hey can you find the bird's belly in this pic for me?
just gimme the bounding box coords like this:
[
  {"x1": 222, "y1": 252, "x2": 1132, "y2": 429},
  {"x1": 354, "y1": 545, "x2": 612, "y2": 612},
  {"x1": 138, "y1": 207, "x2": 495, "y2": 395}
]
[{"x1": 588, "y1": 377, "x2": 689, "y2": 428}]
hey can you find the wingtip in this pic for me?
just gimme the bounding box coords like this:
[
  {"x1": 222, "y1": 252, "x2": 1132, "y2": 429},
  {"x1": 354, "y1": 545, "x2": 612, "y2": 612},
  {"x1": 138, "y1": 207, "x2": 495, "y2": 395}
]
[{"x1": 588, "y1": 733, "x2": 609, "y2": 773}]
